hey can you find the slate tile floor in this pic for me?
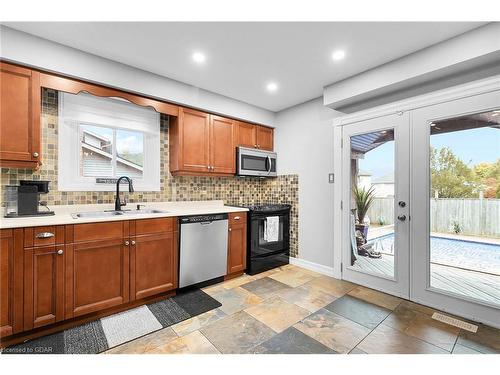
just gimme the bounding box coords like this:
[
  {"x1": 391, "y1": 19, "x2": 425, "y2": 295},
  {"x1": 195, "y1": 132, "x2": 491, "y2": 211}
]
[{"x1": 104, "y1": 264, "x2": 500, "y2": 354}]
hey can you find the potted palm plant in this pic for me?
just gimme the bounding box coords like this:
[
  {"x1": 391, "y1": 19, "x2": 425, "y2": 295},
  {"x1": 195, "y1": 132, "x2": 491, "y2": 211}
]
[{"x1": 353, "y1": 185, "x2": 375, "y2": 240}]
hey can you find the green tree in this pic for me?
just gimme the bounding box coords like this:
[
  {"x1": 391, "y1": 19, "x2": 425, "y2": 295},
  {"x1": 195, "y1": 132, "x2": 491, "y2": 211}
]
[
  {"x1": 430, "y1": 147, "x2": 480, "y2": 198},
  {"x1": 473, "y1": 160, "x2": 500, "y2": 198}
]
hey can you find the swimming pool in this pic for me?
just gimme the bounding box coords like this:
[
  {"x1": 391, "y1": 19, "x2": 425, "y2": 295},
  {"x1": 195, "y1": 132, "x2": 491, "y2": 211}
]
[{"x1": 368, "y1": 233, "x2": 500, "y2": 275}]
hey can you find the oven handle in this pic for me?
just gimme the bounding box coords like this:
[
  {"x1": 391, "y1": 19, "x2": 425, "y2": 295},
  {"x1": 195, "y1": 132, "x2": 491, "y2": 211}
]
[{"x1": 266, "y1": 156, "x2": 271, "y2": 173}]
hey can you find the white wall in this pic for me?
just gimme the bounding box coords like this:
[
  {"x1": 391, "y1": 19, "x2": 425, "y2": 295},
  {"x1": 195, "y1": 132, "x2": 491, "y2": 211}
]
[
  {"x1": 0, "y1": 26, "x2": 275, "y2": 126},
  {"x1": 274, "y1": 98, "x2": 340, "y2": 268},
  {"x1": 323, "y1": 22, "x2": 500, "y2": 112}
]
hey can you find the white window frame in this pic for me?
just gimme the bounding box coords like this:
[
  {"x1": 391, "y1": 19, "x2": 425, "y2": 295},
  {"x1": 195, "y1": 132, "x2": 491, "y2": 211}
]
[{"x1": 58, "y1": 92, "x2": 161, "y2": 192}]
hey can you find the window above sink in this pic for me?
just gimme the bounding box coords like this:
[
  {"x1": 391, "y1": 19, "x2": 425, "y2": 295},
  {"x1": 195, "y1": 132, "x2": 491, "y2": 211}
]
[{"x1": 58, "y1": 92, "x2": 161, "y2": 192}]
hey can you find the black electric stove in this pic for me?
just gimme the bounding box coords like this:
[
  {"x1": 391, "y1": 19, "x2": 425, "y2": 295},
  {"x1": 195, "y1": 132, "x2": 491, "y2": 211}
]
[{"x1": 243, "y1": 203, "x2": 291, "y2": 275}]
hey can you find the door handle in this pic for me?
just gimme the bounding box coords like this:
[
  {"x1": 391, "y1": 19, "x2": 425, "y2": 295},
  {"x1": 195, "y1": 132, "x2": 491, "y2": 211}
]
[
  {"x1": 266, "y1": 156, "x2": 271, "y2": 173},
  {"x1": 398, "y1": 201, "x2": 406, "y2": 207},
  {"x1": 397, "y1": 215, "x2": 407, "y2": 221},
  {"x1": 36, "y1": 232, "x2": 55, "y2": 239}
]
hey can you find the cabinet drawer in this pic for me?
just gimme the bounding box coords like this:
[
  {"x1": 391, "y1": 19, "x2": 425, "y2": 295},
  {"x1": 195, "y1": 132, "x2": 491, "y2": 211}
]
[
  {"x1": 229, "y1": 212, "x2": 247, "y2": 225},
  {"x1": 24, "y1": 226, "x2": 65, "y2": 247},
  {"x1": 135, "y1": 218, "x2": 175, "y2": 236},
  {"x1": 73, "y1": 221, "x2": 125, "y2": 243}
]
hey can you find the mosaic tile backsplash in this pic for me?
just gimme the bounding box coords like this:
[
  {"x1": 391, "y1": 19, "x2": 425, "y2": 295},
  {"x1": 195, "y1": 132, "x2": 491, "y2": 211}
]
[{"x1": 0, "y1": 89, "x2": 299, "y2": 257}]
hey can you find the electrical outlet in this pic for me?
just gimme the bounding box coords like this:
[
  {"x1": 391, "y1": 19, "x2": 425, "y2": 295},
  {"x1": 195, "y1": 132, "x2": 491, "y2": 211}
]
[{"x1": 328, "y1": 173, "x2": 335, "y2": 183}]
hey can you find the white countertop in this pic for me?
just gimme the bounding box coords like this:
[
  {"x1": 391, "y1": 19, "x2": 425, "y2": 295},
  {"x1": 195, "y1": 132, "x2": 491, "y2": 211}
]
[{"x1": 0, "y1": 200, "x2": 248, "y2": 229}]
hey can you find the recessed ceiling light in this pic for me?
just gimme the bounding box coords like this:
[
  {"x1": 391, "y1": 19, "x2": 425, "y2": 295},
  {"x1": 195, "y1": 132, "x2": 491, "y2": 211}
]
[
  {"x1": 331, "y1": 49, "x2": 346, "y2": 61},
  {"x1": 266, "y1": 82, "x2": 278, "y2": 92},
  {"x1": 192, "y1": 52, "x2": 206, "y2": 64}
]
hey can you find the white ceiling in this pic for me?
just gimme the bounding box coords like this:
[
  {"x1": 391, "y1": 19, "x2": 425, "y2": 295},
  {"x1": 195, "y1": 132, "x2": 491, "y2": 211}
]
[{"x1": 4, "y1": 22, "x2": 486, "y2": 111}]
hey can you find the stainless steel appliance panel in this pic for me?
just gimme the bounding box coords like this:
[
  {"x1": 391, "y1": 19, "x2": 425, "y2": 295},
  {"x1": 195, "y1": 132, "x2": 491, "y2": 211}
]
[
  {"x1": 237, "y1": 147, "x2": 277, "y2": 177},
  {"x1": 179, "y1": 216, "x2": 229, "y2": 288}
]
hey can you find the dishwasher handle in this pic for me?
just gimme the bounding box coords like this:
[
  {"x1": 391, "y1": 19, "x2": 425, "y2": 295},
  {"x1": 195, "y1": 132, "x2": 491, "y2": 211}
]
[{"x1": 179, "y1": 213, "x2": 228, "y2": 224}]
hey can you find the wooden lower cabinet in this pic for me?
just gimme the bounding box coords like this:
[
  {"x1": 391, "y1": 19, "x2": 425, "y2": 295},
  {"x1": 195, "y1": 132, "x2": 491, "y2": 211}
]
[
  {"x1": 0, "y1": 229, "x2": 24, "y2": 338},
  {"x1": 227, "y1": 213, "x2": 247, "y2": 276},
  {"x1": 1, "y1": 215, "x2": 247, "y2": 340},
  {"x1": 24, "y1": 245, "x2": 64, "y2": 330},
  {"x1": 130, "y1": 231, "x2": 177, "y2": 300},
  {"x1": 66, "y1": 238, "x2": 130, "y2": 318}
]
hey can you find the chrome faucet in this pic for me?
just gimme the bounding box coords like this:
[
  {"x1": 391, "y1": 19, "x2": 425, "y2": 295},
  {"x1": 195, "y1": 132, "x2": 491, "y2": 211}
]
[{"x1": 115, "y1": 176, "x2": 134, "y2": 211}]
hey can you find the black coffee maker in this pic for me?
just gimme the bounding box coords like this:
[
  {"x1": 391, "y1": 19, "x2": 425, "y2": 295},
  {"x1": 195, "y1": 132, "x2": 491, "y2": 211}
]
[{"x1": 4, "y1": 180, "x2": 55, "y2": 217}]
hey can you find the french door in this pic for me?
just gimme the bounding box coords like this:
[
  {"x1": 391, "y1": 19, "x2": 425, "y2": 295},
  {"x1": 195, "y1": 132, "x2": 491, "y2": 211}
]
[
  {"x1": 341, "y1": 112, "x2": 410, "y2": 299},
  {"x1": 411, "y1": 90, "x2": 500, "y2": 327},
  {"x1": 340, "y1": 86, "x2": 500, "y2": 327}
]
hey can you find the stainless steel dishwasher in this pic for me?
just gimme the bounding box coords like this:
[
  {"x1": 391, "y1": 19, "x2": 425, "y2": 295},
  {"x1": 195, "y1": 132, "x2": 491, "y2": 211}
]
[{"x1": 179, "y1": 213, "x2": 229, "y2": 288}]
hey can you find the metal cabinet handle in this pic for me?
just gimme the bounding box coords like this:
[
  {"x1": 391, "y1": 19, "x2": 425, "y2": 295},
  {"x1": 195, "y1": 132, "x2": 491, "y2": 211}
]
[
  {"x1": 125, "y1": 241, "x2": 130, "y2": 246},
  {"x1": 229, "y1": 228, "x2": 232, "y2": 232},
  {"x1": 207, "y1": 166, "x2": 211, "y2": 169},
  {"x1": 234, "y1": 216, "x2": 241, "y2": 220},
  {"x1": 33, "y1": 152, "x2": 39, "y2": 158},
  {"x1": 57, "y1": 249, "x2": 64, "y2": 255},
  {"x1": 254, "y1": 144, "x2": 257, "y2": 148},
  {"x1": 131, "y1": 240, "x2": 136, "y2": 245},
  {"x1": 36, "y1": 232, "x2": 54, "y2": 239}
]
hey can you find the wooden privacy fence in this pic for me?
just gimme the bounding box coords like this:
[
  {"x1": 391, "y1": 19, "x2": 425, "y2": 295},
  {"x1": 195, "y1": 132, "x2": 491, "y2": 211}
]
[{"x1": 367, "y1": 198, "x2": 500, "y2": 237}]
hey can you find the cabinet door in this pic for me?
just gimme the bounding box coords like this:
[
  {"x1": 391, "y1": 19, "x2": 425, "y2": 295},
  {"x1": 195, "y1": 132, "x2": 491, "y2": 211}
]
[
  {"x1": 0, "y1": 229, "x2": 23, "y2": 337},
  {"x1": 210, "y1": 115, "x2": 235, "y2": 174},
  {"x1": 228, "y1": 223, "x2": 247, "y2": 275},
  {"x1": 24, "y1": 245, "x2": 64, "y2": 330},
  {"x1": 256, "y1": 126, "x2": 274, "y2": 151},
  {"x1": 130, "y1": 232, "x2": 177, "y2": 300},
  {"x1": 66, "y1": 238, "x2": 129, "y2": 318},
  {"x1": 0, "y1": 62, "x2": 41, "y2": 168},
  {"x1": 180, "y1": 108, "x2": 210, "y2": 172},
  {"x1": 236, "y1": 121, "x2": 257, "y2": 149}
]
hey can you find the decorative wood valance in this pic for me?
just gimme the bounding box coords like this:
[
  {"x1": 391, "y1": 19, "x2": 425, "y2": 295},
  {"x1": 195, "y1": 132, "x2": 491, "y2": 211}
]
[{"x1": 39, "y1": 73, "x2": 179, "y2": 117}]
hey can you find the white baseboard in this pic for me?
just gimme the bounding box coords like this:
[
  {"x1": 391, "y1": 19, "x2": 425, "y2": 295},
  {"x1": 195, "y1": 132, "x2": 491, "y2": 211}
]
[{"x1": 289, "y1": 257, "x2": 337, "y2": 278}]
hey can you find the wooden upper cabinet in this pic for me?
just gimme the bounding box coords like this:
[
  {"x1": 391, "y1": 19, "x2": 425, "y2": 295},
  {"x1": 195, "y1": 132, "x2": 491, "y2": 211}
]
[
  {"x1": 210, "y1": 115, "x2": 235, "y2": 174},
  {"x1": 236, "y1": 121, "x2": 274, "y2": 151},
  {"x1": 0, "y1": 62, "x2": 41, "y2": 168},
  {"x1": 236, "y1": 121, "x2": 257, "y2": 149},
  {"x1": 170, "y1": 108, "x2": 235, "y2": 175},
  {"x1": 256, "y1": 125, "x2": 274, "y2": 151},
  {"x1": 24, "y1": 245, "x2": 65, "y2": 330},
  {"x1": 170, "y1": 108, "x2": 210, "y2": 174},
  {"x1": 0, "y1": 229, "x2": 23, "y2": 338}
]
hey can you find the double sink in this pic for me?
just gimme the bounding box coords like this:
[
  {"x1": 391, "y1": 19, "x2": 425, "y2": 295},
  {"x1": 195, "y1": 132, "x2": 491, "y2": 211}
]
[{"x1": 71, "y1": 208, "x2": 168, "y2": 219}]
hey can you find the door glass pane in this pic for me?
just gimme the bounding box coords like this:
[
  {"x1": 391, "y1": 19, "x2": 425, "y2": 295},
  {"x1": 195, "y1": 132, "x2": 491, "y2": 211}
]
[
  {"x1": 429, "y1": 109, "x2": 500, "y2": 306},
  {"x1": 349, "y1": 129, "x2": 395, "y2": 278}
]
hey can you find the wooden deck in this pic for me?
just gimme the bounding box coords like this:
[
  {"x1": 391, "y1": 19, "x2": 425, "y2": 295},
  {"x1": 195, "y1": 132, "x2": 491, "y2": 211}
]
[{"x1": 352, "y1": 254, "x2": 500, "y2": 305}]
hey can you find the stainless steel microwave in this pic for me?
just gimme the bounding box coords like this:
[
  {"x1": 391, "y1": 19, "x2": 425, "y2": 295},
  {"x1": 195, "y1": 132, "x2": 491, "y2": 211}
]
[{"x1": 237, "y1": 147, "x2": 277, "y2": 177}]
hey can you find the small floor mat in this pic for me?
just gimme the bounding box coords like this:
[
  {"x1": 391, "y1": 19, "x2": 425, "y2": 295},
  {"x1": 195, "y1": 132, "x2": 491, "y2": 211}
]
[{"x1": 3, "y1": 289, "x2": 221, "y2": 354}]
